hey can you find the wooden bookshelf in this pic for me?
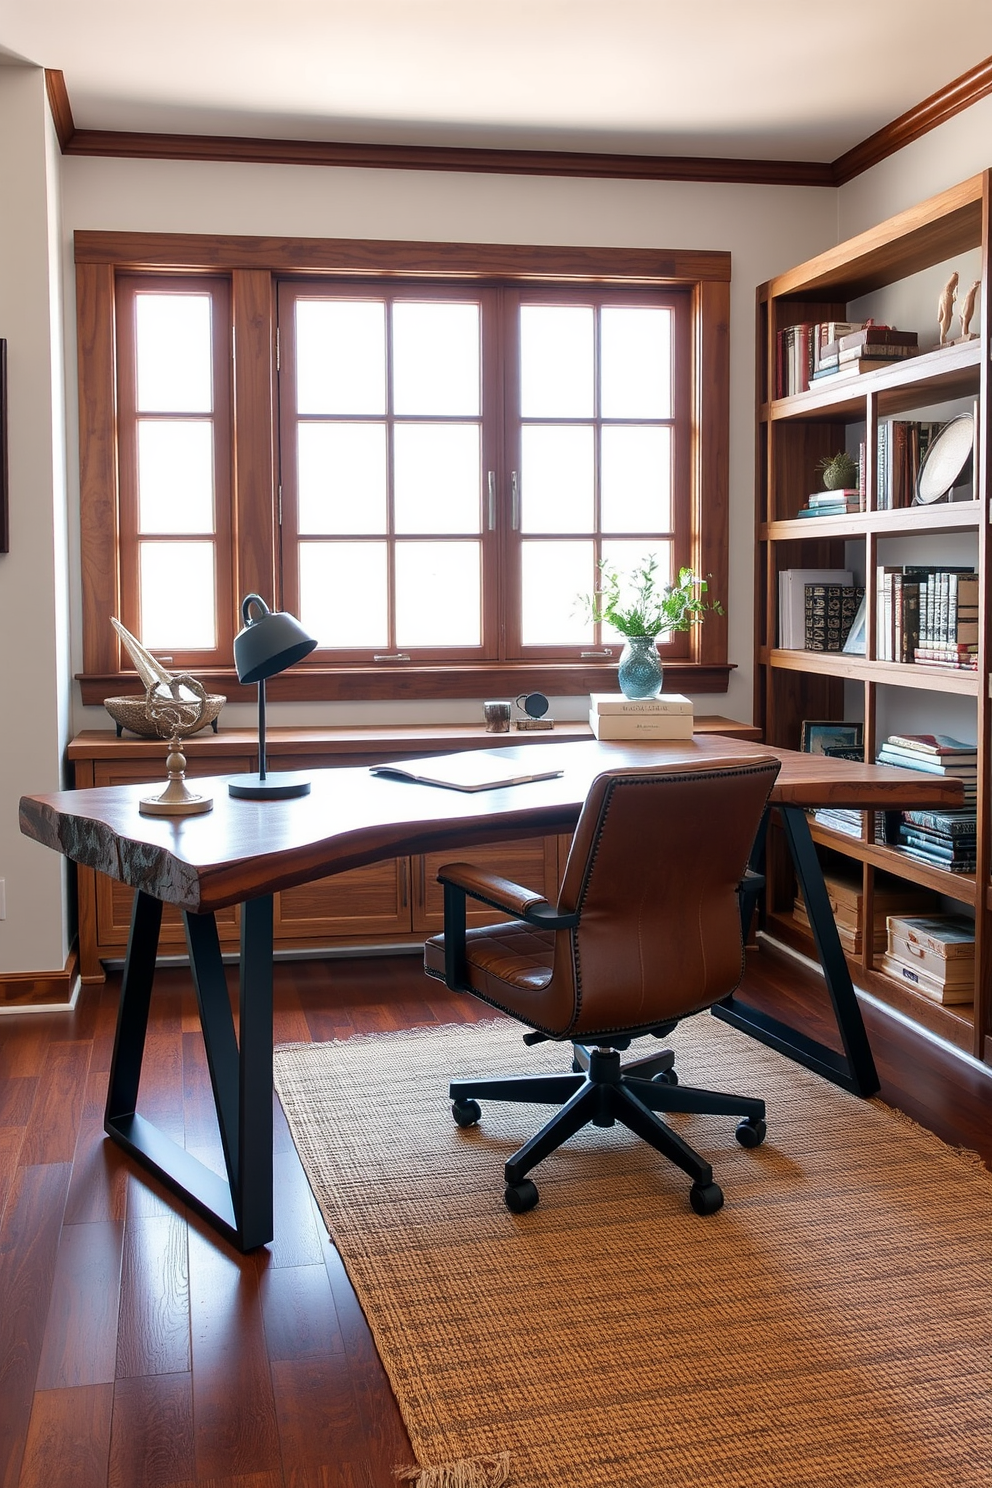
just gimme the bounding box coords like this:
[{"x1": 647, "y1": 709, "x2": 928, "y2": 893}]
[{"x1": 754, "y1": 170, "x2": 991, "y2": 1061}]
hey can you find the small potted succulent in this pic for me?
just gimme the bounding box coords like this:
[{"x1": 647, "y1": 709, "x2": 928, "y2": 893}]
[
  {"x1": 580, "y1": 556, "x2": 723, "y2": 699},
  {"x1": 817, "y1": 451, "x2": 858, "y2": 490}
]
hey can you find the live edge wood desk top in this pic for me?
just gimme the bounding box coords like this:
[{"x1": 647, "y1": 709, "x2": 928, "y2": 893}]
[{"x1": 20, "y1": 736, "x2": 963, "y2": 916}]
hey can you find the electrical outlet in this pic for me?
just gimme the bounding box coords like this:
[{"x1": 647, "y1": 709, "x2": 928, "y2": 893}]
[{"x1": 0, "y1": 880, "x2": 5, "y2": 919}]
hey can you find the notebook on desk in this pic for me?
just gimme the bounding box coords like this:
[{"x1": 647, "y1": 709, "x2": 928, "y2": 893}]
[{"x1": 370, "y1": 753, "x2": 564, "y2": 793}]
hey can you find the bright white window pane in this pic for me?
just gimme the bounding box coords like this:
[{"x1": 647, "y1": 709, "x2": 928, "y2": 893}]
[
  {"x1": 296, "y1": 301, "x2": 386, "y2": 416},
  {"x1": 393, "y1": 303, "x2": 480, "y2": 416},
  {"x1": 137, "y1": 421, "x2": 214, "y2": 534},
  {"x1": 298, "y1": 424, "x2": 387, "y2": 534},
  {"x1": 394, "y1": 424, "x2": 480, "y2": 534},
  {"x1": 520, "y1": 426, "x2": 594, "y2": 533},
  {"x1": 601, "y1": 426, "x2": 671, "y2": 532},
  {"x1": 600, "y1": 541, "x2": 674, "y2": 641},
  {"x1": 136, "y1": 295, "x2": 212, "y2": 413},
  {"x1": 396, "y1": 542, "x2": 480, "y2": 646},
  {"x1": 521, "y1": 540, "x2": 594, "y2": 645},
  {"x1": 520, "y1": 306, "x2": 593, "y2": 418},
  {"x1": 601, "y1": 307, "x2": 672, "y2": 418},
  {"x1": 139, "y1": 542, "x2": 216, "y2": 649},
  {"x1": 299, "y1": 542, "x2": 387, "y2": 648}
]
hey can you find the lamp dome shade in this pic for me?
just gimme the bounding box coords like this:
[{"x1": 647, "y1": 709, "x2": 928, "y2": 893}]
[{"x1": 233, "y1": 595, "x2": 317, "y2": 685}]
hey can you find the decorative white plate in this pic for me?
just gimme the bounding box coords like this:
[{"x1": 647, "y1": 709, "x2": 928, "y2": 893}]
[{"x1": 914, "y1": 413, "x2": 975, "y2": 504}]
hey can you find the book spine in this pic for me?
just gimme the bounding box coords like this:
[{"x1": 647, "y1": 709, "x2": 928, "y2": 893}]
[{"x1": 589, "y1": 713, "x2": 694, "y2": 740}]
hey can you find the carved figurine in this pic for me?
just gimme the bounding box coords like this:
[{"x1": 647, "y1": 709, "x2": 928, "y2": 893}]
[
  {"x1": 938, "y1": 271, "x2": 958, "y2": 346},
  {"x1": 958, "y1": 278, "x2": 981, "y2": 340}
]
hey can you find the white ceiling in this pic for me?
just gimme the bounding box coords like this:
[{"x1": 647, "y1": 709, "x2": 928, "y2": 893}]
[{"x1": 2, "y1": 0, "x2": 992, "y2": 162}]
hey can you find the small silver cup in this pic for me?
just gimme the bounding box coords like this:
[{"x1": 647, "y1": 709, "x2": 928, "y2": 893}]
[{"x1": 483, "y1": 700, "x2": 512, "y2": 733}]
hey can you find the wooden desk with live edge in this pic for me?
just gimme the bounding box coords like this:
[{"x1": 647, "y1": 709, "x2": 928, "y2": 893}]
[{"x1": 20, "y1": 736, "x2": 962, "y2": 1251}]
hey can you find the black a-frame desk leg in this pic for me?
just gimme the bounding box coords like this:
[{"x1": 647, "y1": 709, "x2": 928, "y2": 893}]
[
  {"x1": 105, "y1": 889, "x2": 274, "y2": 1251},
  {"x1": 713, "y1": 805, "x2": 880, "y2": 1098}
]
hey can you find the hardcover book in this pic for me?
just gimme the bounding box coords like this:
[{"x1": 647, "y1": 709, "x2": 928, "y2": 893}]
[
  {"x1": 803, "y1": 583, "x2": 864, "y2": 651},
  {"x1": 885, "y1": 734, "x2": 976, "y2": 756},
  {"x1": 589, "y1": 693, "x2": 693, "y2": 715},
  {"x1": 588, "y1": 710, "x2": 694, "y2": 741}
]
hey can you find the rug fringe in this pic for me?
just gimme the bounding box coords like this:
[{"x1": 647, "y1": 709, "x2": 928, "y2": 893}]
[{"x1": 395, "y1": 1452, "x2": 511, "y2": 1486}]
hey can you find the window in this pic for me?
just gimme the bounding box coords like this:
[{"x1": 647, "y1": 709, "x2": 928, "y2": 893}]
[{"x1": 76, "y1": 235, "x2": 730, "y2": 702}]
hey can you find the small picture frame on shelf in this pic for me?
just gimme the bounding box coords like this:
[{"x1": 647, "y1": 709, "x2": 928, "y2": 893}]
[
  {"x1": 801, "y1": 720, "x2": 864, "y2": 755},
  {"x1": 841, "y1": 594, "x2": 867, "y2": 655}
]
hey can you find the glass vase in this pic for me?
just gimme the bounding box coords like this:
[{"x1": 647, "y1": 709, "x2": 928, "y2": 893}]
[{"x1": 617, "y1": 635, "x2": 664, "y2": 699}]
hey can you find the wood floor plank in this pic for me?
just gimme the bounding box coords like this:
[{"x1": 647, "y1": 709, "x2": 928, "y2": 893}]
[
  {"x1": 116, "y1": 1212, "x2": 190, "y2": 1379},
  {"x1": 17, "y1": 1383, "x2": 113, "y2": 1488},
  {"x1": 108, "y1": 1372, "x2": 194, "y2": 1488},
  {"x1": 137, "y1": 1031, "x2": 186, "y2": 1143},
  {"x1": 260, "y1": 1262, "x2": 344, "y2": 1362},
  {"x1": 64, "y1": 1067, "x2": 129, "y2": 1225},
  {"x1": 187, "y1": 1226, "x2": 281, "y2": 1481},
  {"x1": 19, "y1": 1040, "x2": 92, "y2": 1166},
  {"x1": 0, "y1": 1162, "x2": 71, "y2": 1488},
  {"x1": 270, "y1": 1356, "x2": 367, "y2": 1471},
  {"x1": 267, "y1": 1148, "x2": 325, "y2": 1270},
  {"x1": 35, "y1": 1219, "x2": 125, "y2": 1389}
]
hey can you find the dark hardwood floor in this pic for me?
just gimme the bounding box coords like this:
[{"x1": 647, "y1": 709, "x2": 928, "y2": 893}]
[{"x1": 1, "y1": 941, "x2": 990, "y2": 1488}]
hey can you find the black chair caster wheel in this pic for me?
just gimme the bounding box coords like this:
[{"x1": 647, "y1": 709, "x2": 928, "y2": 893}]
[
  {"x1": 689, "y1": 1181, "x2": 724, "y2": 1216},
  {"x1": 452, "y1": 1098, "x2": 481, "y2": 1128},
  {"x1": 504, "y1": 1180, "x2": 539, "y2": 1213},
  {"x1": 652, "y1": 1068, "x2": 678, "y2": 1085},
  {"x1": 735, "y1": 1116, "x2": 766, "y2": 1149}
]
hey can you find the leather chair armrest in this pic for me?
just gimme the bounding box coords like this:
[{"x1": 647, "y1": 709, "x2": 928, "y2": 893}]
[
  {"x1": 436, "y1": 861, "x2": 579, "y2": 929},
  {"x1": 436, "y1": 861, "x2": 550, "y2": 917}
]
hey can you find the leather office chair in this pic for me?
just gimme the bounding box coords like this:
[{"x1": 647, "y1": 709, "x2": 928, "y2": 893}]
[{"x1": 424, "y1": 756, "x2": 781, "y2": 1216}]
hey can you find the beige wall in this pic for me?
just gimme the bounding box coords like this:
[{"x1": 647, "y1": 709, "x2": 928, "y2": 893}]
[
  {"x1": 0, "y1": 64, "x2": 71, "y2": 974},
  {"x1": 2, "y1": 57, "x2": 991, "y2": 976}
]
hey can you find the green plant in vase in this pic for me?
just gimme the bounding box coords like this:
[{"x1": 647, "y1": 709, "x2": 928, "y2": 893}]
[
  {"x1": 580, "y1": 556, "x2": 724, "y2": 699},
  {"x1": 817, "y1": 451, "x2": 858, "y2": 490}
]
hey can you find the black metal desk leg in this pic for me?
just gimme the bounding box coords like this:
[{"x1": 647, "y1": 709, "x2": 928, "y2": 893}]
[
  {"x1": 105, "y1": 890, "x2": 275, "y2": 1252},
  {"x1": 713, "y1": 807, "x2": 880, "y2": 1097}
]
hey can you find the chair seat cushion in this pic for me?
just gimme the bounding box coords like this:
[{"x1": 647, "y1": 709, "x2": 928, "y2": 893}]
[{"x1": 425, "y1": 920, "x2": 554, "y2": 992}]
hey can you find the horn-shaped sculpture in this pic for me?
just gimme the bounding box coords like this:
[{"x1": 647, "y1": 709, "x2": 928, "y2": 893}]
[{"x1": 103, "y1": 618, "x2": 226, "y2": 738}]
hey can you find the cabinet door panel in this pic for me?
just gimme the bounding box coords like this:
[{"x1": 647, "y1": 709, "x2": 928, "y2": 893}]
[
  {"x1": 275, "y1": 859, "x2": 411, "y2": 940},
  {"x1": 415, "y1": 837, "x2": 558, "y2": 933}
]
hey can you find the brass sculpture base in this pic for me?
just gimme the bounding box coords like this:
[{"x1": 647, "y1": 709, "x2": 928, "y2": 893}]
[{"x1": 139, "y1": 738, "x2": 214, "y2": 816}]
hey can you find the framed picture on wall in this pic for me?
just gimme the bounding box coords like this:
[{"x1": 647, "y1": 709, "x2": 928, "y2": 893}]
[{"x1": 0, "y1": 339, "x2": 7, "y2": 553}]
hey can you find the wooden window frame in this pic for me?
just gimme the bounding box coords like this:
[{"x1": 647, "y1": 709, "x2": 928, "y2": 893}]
[{"x1": 76, "y1": 231, "x2": 732, "y2": 704}]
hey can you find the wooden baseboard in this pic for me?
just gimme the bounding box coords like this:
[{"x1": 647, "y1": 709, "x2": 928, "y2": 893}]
[{"x1": 0, "y1": 947, "x2": 80, "y2": 1009}]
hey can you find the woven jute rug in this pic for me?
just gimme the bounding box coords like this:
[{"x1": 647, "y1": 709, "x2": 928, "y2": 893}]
[{"x1": 273, "y1": 1015, "x2": 992, "y2": 1488}]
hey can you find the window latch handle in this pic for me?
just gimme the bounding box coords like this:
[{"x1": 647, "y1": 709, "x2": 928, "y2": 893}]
[
  {"x1": 510, "y1": 471, "x2": 520, "y2": 530},
  {"x1": 373, "y1": 653, "x2": 411, "y2": 662},
  {"x1": 580, "y1": 649, "x2": 614, "y2": 659},
  {"x1": 487, "y1": 471, "x2": 496, "y2": 530}
]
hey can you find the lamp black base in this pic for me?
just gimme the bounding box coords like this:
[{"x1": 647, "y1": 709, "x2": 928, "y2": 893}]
[{"x1": 228, "y1": 773, "x2": 311, "y2": 800}]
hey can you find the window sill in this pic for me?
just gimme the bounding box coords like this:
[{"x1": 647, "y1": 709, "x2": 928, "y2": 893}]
[{"x1": 79, "y1": 660, "x2": 735, "y2": 707}]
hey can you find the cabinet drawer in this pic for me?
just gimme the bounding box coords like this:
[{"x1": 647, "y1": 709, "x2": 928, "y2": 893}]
[
  {"x1": 415, "y1": 837, "x2": 559, "y2": 933},
  {"x1": 274, "y1": 859, "x2": 410, "y2": 940}
]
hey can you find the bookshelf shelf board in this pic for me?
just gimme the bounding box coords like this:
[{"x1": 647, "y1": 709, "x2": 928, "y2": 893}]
[
  {"x1": 767, "y1": 648, "x2": 980, "y2": 695},
  {"x1": 763, "y1": 913, "x2": 974, "y2": 1052},
  {"x1": 762, "y1": 175, "x2": 983, "y2": 301},
  {"x1": 763, "y1": 339, "x2": 982, "y2": 423},
  {"x1": 765, "y1": 502, "x2": 980, "y2": 542},
  {"x1": 806, "y1": 823, "x2": 978, "y2": 904}
]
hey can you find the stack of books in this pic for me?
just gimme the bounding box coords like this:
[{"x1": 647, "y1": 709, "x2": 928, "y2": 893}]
[
  {"x1": 774, "y1": 320, "x2": 864, "y2": 397},
  {"x1": 793, "y1": 870, "x2": 935, "y2": 956},
  {"x1": 896, "y1": 801, "x2": 978, "y2": 876},
  {"x1": 796, "y1": 488, "x2": 864, "y2": 519},
  {"x1": 880, "y1": 913, "x2": 975, "y2": 1005},
  {"x1": 875, "y1": 735, "x2": 978, "y2": 851},
  {"x1": 812, "y1": 325, "x2": 919, "y2": 385},
  {"x1": 588, "y1": 693, "x2": 694, "y2": 741}
]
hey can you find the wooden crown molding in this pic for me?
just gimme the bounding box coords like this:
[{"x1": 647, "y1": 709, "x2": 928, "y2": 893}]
[
  {"x1": 44, "y1": 69, "x2": 75, "y2": 152},
  {"x1": 832, "y1": 54, "x2": 992, "y2": 184},
  {"x1": 45, "y1": 53, "x2": 992, "y2": 189}
]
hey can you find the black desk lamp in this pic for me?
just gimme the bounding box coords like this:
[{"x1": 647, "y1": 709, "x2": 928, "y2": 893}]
[{"x1": 228, "y1": 594, "x2": 317, "y2": 799}]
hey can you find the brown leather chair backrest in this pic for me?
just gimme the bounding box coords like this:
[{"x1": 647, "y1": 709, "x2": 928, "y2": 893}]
[{"x1": 553, "y1": 757, "x2": 780, "y2": 1039}]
